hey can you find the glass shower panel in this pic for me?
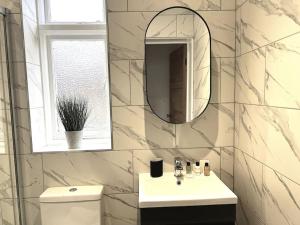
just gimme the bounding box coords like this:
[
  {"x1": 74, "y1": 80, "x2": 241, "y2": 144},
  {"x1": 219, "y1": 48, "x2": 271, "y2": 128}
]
[{"x1": 0, "y1": 8, "x2": 21, "y2": 225}]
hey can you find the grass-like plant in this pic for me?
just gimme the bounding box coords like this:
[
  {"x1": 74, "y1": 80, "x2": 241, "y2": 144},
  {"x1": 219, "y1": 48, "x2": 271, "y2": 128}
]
[{"x1": 56, "y1": 96, "x2": 89, "y2": 131}]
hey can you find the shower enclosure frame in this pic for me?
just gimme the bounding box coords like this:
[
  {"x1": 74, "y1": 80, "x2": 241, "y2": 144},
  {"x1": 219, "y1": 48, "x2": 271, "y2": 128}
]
[{"x1": 0, "y1": 6, "x2": 23, "y2": 225}]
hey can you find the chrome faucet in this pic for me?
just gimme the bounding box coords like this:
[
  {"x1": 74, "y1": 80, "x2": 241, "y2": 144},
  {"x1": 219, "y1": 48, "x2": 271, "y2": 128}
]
[{"x1": 174, "y1": 157, "x2": 183, "y2": 177}]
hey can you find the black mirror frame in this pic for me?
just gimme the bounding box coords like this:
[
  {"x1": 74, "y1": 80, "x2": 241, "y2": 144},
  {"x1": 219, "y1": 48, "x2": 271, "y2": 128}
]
[{"x1": 144, "y1": 6, "x2": 212, "y2": 124}]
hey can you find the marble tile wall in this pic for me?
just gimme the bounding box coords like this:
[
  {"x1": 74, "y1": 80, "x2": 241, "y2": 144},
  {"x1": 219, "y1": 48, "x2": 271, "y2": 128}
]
[
  {"x1": 9, "y1": 0, "x2": 236, "y2": 225},
  {"x1": 9, "y1": 0, "x2": 300, "y2": 225},
  {"x1": 20, "y1": 0, "x2": 45, "y2": 153},
  {"x1": 235, "y1": 0, "x2": 300, "y2": 225},
  {"x1": 0, "y1": 2, "x2": 21, "y2": 225}
]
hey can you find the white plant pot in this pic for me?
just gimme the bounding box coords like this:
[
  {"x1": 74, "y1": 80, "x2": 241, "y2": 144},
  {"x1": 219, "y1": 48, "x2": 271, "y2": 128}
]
[{"x1": 65, "y1": 131, "x2": 83, "y2": 149}]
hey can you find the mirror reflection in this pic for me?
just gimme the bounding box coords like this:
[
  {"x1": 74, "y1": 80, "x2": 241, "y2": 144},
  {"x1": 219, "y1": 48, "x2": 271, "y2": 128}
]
[{"x1": 145, "y1": 7, "x2": 211, "y2": 124}]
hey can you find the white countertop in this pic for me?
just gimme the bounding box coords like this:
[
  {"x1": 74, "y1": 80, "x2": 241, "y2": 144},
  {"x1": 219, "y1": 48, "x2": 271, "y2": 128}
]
[{"x1": 139, "y1": 172, "x2": 237, "y2": 208}]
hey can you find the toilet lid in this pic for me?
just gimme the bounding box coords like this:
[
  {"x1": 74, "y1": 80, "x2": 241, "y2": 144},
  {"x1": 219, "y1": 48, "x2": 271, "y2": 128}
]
[{"x1": 40, "y1": 185, "x2": 104, "y2": 203}]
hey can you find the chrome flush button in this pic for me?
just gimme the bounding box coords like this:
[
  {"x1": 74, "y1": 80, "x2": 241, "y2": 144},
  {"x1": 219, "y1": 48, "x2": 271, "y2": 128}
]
[{"x1": 69, "y1": 187, "x2": 78, "y2": 192}]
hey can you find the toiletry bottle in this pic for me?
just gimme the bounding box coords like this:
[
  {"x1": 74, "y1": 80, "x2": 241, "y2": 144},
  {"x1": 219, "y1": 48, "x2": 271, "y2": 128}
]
[
  {"x1": 204, "y1": 162, "x2": 210, "y2": 176},
  {"x1": 193, "y1": 161, "x2": 201, "y2": 175},
  {"x1": 186, "y1": 161, "x2": 193, "y2": 178}
]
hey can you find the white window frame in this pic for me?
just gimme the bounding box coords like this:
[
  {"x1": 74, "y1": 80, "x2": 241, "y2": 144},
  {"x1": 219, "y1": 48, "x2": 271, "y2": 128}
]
[{"x1": 37, "y1": 0, "x2": 111, "y2": 150}]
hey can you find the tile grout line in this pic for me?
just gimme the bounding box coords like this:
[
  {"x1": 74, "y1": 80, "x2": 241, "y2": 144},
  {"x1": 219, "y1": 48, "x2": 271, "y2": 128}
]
[
  {"x1": 233, "y1": 0, "x2": 238, "y2": 193},
  {"x1": 264, "y1": 45, "x2": 266, "y2": 105},
  {"x1": 235, "y1": 102, "x2": 300, "y2": 111},
  {"x1": 128, "y1": 60, "x2": 132, "y2": 105},
  {"x1": 41, "y1": 154, "x2": 45, "y2": 192},
  {"x1": 235, "y1": 0, "x2": 248, "y2": 11},
  {"x1": 235, "y1": 147, "x2": 300, "y2": 187},
  {"x1": 110, "y1": 57, "x2": 236, "y2": 61},
  {"x1": 238, "y1": 30, "x2": 300, "y2": 57},
  {"x1": 131, "y1": 149, "x2": 134, "y2": 193},
  {"x1": 108, "y1": 10, "x2": 236, "y2": 13}
]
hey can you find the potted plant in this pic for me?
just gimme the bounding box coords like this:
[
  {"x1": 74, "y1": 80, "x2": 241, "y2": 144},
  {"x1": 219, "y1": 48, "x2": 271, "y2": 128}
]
[{"x1": 56, "y1": 96, "x2": 89, "y2": 149}]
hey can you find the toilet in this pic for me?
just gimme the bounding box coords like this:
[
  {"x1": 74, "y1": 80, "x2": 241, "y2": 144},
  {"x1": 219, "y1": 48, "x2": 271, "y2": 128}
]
[{"x1": 40, "y1": 185, "x2": 104, "y2": 225}]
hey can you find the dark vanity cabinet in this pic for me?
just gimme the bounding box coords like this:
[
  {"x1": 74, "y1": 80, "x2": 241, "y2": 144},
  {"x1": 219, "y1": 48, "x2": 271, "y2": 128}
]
[{"x1": 140, "y1": 204, "x2": 236, "y2": 225}]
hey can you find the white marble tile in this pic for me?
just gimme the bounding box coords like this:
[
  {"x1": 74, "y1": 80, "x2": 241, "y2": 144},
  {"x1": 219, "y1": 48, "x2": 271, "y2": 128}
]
[
  {"x1": 236, "y1": 6, "x2": 241, "y2": 56},
  {"x1": 104, "y1": 193, "x2": 138, "y2": 225},
  {"x1": 0, "y1": 19, "x2": 7, "y2": 63},
  {"x1": 0, "y1": 154, "x2": 12, "y2": 199},
  {"x1": 237, "y1": 104, "x2": 300, "y2": 184},
  {"x1": 7, "y1": 159, "x2": 17, "y2": 201},
  {"x1": 262, "y1": 167, "x2": 300, "y2": 225},
  {"x1": 21, "y1": 0, "x2": 37, "y2": 22},
  {"x1": 199, "y1": 11, "x2": 235, "y2": 57},
  {"x1": 220, "y1": 147, "x2": 233, "y2": 190},
  {"x1": 221, "y1": 58, "x2": 235, "y2": 103},
  {"x1": 0, "y1": 65, "x2": 7, "y2": 109},
  {"x1": 12, "y1": 63, "x2": 29, "y2": 109},
  {"x1": 234, "y1": 150, "x2": 264, "y2": 225},
  {"x1": 221, "y1": 0, "x2": 235, "y2": 10},
  {"x1": 0, "y1": 206, "x2": 2, "y2": 225},
  {"x1": 0, "y1": 199, "x2": 17, "y2": 225},
  {"x1": 15, "y1": 109, "x2": 32, "y2": 155},
  {"x1": 0, "y1": 63, "x2": 11, "y2": 110},
  {"x1": 29, "y1": 108, "x2": 46, "y2": 151},
  {"x1": 130, "y1": 60, "x2": 147, "y2": 105},
  {"x1": 23, "y1": 16, "x2": 40, "y2": 65},
  {"x1": 193, "y1": 31, "x2": 210, "y2": 71},
  {"x1": 112, "y1": 106, "x2": 175, "y2": 150},
  {"x1": 107, "y1": 0, "x2": 127, "y2": 12},
  {"x1": 193, "y1": 66, "x2": 210, "y2": 102},
  {"x1": 265, "y1": 33, "x2": 300, "y2": 109},
  {"x1": 0, "y1": 109, "x2": 12, "y2": 155},
  {"x1": 0, "y1": 0, "x2": 20, "y2": 13},
  {"x1": 241, "y1": 0, "x2": 300, "y2": 54},
  {"x1": 176, "y1": 103, "x2": 234, "y2": 148},
  {"x1": 27, "y1": 63, "x2": 43, "y2": 108},
  {"x1": 108, "y1": 12, "x2": 155, "y2": 60},
  {"x1": 236, "y1": 0, "x2": 247, "y2": 9},
  {"x1": 43, "y1": 151, "x2": 133, "y2": 194},
  {"x1": 8, "y1": 14, "x2": 25, "y2": 63},
  {"x1": 235, "y1": 48, "x2": 265, "y2": 105},
  {"x1": 133, "y1": 148, "x2": 221, "y2": 191},
  {"x1": 146, "y1": 15, "x2": 177, "y2": 38},
  {"x1": 110, "y1": 60, "x2": 131, "y2": 106},
  {"x1": 193, "y1": 15, "x2": 210, "y2": 107},
  {"x1": 0, "y1": 110, "x2": 6, "y2": 154},
  {"x1": 22, "y1": 198, "x2": 41, "y2": 225},
  {"x1": 236, "y1": 104, "x2": 264, "y2": 157},
  {"x1": 193, "y1": 24, "x2": 210, "y2": 100},
  {"x1": 193, "y1": 99, "x2": 209, "y2": 118},
  {"x1": 210, "y1": 58, "x2": 221, "y2": 103},
  {"x1": 177, "y1": 15, "x2": 194, "y2": 38},
  {"x1": 127, "y1": 0, "x2": 221, "y2": 11},
  {"x1": 234, "y1": 104, "x2": 240, "y2": 148},
  {"x1": 19, "y1": 154, "x2": 43, "y2": 198},
  {"x1": 193, "y1": 40, "x2": 210, "y2": 107},
  {"x1": 194, "y1": 13, "x2": 211, "y2": 38}
]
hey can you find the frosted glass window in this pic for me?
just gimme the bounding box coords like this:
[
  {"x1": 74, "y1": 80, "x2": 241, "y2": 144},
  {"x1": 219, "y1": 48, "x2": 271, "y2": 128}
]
[
  {"x1": 50, "y1": 39, "x2": 111, "y2": 140},
  {"x1": 47, "y1": 0, "x2": 105, "y2": 23}
]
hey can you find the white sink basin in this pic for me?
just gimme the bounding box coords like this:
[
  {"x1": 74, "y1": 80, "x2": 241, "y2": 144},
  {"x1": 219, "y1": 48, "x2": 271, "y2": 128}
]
[{"x1": 139, "y1": 172, "x2": 237, "y2": 208}]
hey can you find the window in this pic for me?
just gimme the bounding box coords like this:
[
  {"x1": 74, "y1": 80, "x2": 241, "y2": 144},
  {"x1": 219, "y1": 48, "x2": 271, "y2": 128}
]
[
  {"x1": 46, "y1": 0, "x2": 105, "y2": 23},
  {"x1": 37, "y1": 0, "x2": 111, "y2": 151}
]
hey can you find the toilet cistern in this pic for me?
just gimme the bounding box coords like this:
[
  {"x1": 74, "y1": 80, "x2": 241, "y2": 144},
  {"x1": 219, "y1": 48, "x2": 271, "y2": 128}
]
[{"x1": 39, "y1": 185, "x2": 104, "y2": 225}]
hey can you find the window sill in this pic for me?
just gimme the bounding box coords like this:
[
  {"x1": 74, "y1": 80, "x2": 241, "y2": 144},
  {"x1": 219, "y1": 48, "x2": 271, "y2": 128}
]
[{"x1": 33, "y1": 139, "x2": 111, "y2": 153}]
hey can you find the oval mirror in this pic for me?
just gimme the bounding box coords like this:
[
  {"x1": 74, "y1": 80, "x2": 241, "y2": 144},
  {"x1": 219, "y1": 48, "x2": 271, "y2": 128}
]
[{"x1": 145, "y1": 7, "x2": 211, "y2": 124}]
